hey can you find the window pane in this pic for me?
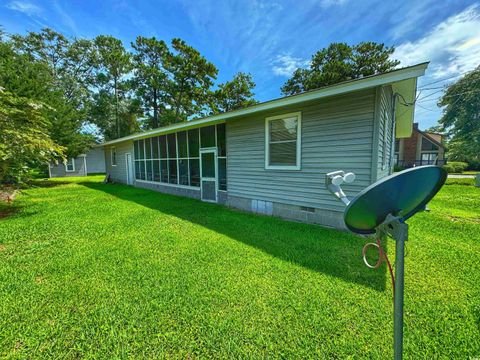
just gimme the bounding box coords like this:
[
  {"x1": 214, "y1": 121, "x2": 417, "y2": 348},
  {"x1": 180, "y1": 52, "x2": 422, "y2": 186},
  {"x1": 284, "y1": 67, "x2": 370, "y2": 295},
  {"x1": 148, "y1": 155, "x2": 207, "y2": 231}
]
[
  {"x1": 139, "y1": 139, "x2": 145, "y2": 159},
  {"x1": 159, "y1": 135, "x2": 167, "y2": 158},
  {"x1": 201, "y1": 152, "x2": 215, "y2": 178},
  {"x1": 153, "y1": 160, "x2": 160, "y2": 182},
  {"x1": 146, "y1": 160, "x2": 153, "y2": 181},
  {"x1": 217, "y1": 123, "x2": 226, "y2": 156},
  {"x1": 139, "y1": 160, "x2": 146, "y2": 180},
  {"x1": 167, "y1": 133, "x2": 177, "y2": 158},
  {"x1": 269, "y1": 142, "x2": 296, "y2": 166},
  {"x1": 145, "y1": 138, "x2": 152, "y2": 159},
  {"x1": 178, "y1": 159, "x2": 189, "y2": 185},
  {"x1": 134, "y1": 141, "x2": 140, "y2": 160},
  {"x1": 152, "y1": 137, "x2": 159, "y2": 158},
  {"x1": 66, "y1": 159, "x2": 74, "y2": 171},
  {"x1": 200, "y1": 125, "x2": 216, "y2": 148},
  {"x1": 135, "y1": 161, "x2": 141, "y2": 179},
  {"x1": 270, "y1": 118, "x2": 297, "y2": 142},
  {"x1": 394, "y1": 139, "x2": 400, "y2": 152},
  {"x1": 177, "y1": 131, "x2": 188, "y2": 158},
  {"x1": 168, "y1": 160, "x2": 177, "y2": 184},
  {"x1": 189, "y1": 159, "x2": 200, "y2": 187},
  {"x1": 218, "y1": 158, "x2": 226, "y2": 191},
  {"x1": 188, "y1": 129, "x2": 199, "y2": 157},
  {"x1": 421, "y1": 138, "x2": 438, "y2": 151},
  {"x1": 160, "y1": 160, "x2": 168, "y2": 182}
]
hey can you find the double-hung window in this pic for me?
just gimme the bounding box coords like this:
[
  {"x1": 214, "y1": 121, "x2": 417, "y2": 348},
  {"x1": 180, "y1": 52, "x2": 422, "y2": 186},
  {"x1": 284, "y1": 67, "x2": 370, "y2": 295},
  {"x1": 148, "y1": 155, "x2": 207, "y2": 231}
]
[
  {"x1": 111, "y1": 147, "x2": 117, "y2": 166},
  {"x1": 265, "y1": 112, "x2": 301, "y2": 170},
  {"x1": 65, "y1": 158, "x2": 75, "y2": 172}
]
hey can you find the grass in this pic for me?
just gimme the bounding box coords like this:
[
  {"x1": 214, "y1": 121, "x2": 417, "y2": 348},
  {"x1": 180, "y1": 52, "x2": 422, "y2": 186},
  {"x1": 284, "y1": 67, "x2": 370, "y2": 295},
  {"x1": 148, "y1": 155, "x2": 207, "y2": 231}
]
[
  {"x1": 445, "y1": 177, "x2": 476, "y2": 186},
  {"x1": 1, "y1": 176, "x2": 479, "y2": 358}
]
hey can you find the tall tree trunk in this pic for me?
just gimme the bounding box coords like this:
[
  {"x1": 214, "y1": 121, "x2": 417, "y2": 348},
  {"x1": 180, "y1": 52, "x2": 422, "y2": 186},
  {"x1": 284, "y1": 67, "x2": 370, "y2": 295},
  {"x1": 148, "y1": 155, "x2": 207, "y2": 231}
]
[
  {"x1": 114, "y1": 77, "x2": 119, "y2": 138},
  {"x1": 153, "y1": 89, "x2": 158, "y2": 128}
]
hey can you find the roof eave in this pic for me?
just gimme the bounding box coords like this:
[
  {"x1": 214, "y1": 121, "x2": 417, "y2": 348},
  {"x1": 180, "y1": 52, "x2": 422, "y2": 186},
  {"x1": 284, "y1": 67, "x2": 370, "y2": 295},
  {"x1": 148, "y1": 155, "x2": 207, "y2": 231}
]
[{"x1": 100, "y1": 62, "x2": 429, "y2": 146}]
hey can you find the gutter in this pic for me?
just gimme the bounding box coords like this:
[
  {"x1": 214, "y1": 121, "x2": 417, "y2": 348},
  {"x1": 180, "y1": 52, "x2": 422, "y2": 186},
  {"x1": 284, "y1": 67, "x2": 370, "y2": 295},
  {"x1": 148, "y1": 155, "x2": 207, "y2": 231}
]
[{"x1": 100, "y1": 62, "x2": 429, "y2": 147}]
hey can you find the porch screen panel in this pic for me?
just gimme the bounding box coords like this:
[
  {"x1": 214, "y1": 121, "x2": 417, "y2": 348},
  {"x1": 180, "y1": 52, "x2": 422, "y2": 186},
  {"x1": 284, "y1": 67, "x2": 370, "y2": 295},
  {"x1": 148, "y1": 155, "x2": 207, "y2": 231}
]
[{"x1": 132, "y1": 123, "x2": 226, "y2": 189}]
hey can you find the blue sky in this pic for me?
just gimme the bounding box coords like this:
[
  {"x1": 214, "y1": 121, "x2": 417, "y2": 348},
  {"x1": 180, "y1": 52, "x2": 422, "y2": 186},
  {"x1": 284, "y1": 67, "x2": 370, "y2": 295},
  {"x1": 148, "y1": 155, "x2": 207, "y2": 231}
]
[{"x1": 2, "y1": 0, "x2": 480, "y2": 130}]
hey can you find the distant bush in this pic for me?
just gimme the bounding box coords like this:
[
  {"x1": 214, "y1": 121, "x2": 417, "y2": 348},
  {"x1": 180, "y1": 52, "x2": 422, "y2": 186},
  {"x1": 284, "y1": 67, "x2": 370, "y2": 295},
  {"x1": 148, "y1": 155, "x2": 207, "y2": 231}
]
[
  {"x1": 443, "y1": 161, "x2": 468, "y2": 173},
  {"x1": 466, "y1": 160, "x2": 480, "y2": 171},
  {"x1": 445, "y1": 178, "x2": 474, "y2": 186},
  {"x1": 393, "y1": 164, "x2": 405, "y2": 172}
]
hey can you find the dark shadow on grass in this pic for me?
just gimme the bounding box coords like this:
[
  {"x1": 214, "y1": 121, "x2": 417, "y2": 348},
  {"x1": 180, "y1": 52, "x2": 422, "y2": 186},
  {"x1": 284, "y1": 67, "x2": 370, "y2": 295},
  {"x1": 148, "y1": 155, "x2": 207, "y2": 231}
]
[
  {"x1": 80, "y1": 181, "x2": 387, "y2": 291},
  {"x1": 0, "y1": 204, "x2": 19, "y2": 219},
  {"x1": 28, "y1": 179, "x2": 72, "y2": 188}
]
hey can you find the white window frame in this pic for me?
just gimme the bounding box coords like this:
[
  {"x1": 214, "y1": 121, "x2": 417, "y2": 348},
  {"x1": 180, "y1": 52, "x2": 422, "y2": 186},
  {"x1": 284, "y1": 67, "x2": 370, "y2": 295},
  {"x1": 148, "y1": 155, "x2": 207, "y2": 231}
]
[
  {"x1": 265, "y1": 111, "x2": 302, "y2": 170},
  {"x1": 111, "y1": 147, "x2": 117, "y2": 167},
  {"x1": 65, "y1": 158, "x2": 75, "y2": 172}
]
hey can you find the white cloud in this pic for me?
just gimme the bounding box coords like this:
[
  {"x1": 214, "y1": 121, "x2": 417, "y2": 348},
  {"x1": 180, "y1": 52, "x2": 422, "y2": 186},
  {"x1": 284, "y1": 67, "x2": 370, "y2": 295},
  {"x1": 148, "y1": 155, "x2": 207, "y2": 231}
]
[
  {"x1": 320, "y1": 0, "x2": 348, "y2": 8},
  {"x1": 271, "y1": 54, "x2": 309, "y2": 77},
  {"x1": 6, "y1": 1, "x2": 42, "y2": 16},
  {"x1": 394, "y1": 5, "x2": 480, "y2": 79},
  {"x1": 390, "y1": 0, "x2": 436, "y2": 40},
  {"x1": 52, "y1": 1, "x2": 78, "y2": 35}
]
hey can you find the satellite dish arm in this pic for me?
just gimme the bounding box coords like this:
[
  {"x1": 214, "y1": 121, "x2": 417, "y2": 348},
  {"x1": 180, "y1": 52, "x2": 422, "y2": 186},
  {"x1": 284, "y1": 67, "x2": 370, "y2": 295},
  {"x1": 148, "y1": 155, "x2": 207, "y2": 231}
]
[
  {"x1": 327, "y1": 183, "x2": 350, "y2": 206},
  {"x1": 325, "y1": 170, "x2": 356, "y2": 206}
]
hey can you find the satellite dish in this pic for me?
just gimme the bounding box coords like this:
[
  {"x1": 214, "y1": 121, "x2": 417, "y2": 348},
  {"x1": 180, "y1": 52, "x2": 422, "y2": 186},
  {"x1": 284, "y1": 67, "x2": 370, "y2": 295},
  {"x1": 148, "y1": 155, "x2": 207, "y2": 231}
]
[
  {"x1": 325, "y1": 165, "x2": 447, "y2": 360},
  {"x1": 344, "y1": 166, "x2": 447, "y2": 234}
]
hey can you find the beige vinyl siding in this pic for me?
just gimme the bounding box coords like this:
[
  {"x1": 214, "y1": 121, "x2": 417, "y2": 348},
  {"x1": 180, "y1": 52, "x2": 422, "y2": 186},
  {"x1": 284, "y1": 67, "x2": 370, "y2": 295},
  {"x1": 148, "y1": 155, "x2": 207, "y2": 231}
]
[
  {"x1": 104, "y1": 141, "x2": 134, "y2": 184},
  {"x1": 376, "y1": 85, "x2": 394, "y2": 180},
  {"x1": 85, "y1": 147, "x2": 106, "y2": 173},
  {"x1": 227, "y1": 88, "x2": 376, "y2": 213},
  {"x1": 49, "y1": 156, "x2": 86, "y2": 177}
]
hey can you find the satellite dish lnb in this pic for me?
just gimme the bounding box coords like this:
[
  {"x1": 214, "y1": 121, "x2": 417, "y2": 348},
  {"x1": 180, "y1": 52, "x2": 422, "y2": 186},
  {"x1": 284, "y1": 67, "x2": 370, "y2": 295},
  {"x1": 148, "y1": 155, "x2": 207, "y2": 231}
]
[
  {"x1": 325, "y1": 166, "x2": 447, "y2": 360},
  {"x1": 343, "y1": 172, "x2": 355, "y2": 183}
]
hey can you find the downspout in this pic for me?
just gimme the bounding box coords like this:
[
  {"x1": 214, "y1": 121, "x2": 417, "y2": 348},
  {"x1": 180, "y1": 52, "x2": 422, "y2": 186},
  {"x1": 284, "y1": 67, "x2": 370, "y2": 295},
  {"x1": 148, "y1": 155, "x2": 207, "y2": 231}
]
[
  {"x1": 84, "y1": 155, "x2": 88, "y2": 176},
  {"x1": 389, "y1": 93, "x2": 398, "y2": 173}
]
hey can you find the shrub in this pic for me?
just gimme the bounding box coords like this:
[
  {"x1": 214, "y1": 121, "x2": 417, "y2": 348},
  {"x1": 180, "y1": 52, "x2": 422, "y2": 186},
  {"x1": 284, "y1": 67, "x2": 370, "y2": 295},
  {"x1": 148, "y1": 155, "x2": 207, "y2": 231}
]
[
  {"x1": 442, "y1": 164, "x2": 455, "y2": 173},
  {"x1": 443, "y1": 161, "x2": 468, "y2": 173},
  {"x1": 445, "y1": 178, "x2": 474, "y2": 186}
]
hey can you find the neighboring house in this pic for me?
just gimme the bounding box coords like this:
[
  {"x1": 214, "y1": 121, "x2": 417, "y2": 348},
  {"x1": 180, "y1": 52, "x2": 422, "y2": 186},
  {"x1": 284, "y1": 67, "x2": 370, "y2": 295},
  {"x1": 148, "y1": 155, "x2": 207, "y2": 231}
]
[
  {"x1": 49, "y1": 146, "x2": 105, "y2": 177},
  {"x1": 100, "y1": 63, "x2": 428, "y2": 229},
  {"x1": 394, "y1": 123, "x2": 446, "y2": 168}
]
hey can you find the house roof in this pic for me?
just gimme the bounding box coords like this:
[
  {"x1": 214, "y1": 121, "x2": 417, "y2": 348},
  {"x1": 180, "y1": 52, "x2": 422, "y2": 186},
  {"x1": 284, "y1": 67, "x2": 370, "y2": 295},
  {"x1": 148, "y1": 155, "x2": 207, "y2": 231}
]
[
  {"x1": 101, "y1": 62, "x2": 429, "y2": 146},
  {"x1": 417, "y1": 128, "x2": 445, "y2": 149}
]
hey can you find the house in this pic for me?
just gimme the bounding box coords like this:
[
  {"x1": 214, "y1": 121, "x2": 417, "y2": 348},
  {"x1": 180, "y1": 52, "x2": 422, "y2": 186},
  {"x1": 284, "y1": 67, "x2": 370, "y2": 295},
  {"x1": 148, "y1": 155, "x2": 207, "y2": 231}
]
[
  {"x1": 394, "y1": 123, "x2": 446, "y2": 168},
  {"x1": 49, "y1": 146, "x2": 105, "y2": 177},
  {"x1": 100, "y1": 63, "x2": 428, "y2": 229}
]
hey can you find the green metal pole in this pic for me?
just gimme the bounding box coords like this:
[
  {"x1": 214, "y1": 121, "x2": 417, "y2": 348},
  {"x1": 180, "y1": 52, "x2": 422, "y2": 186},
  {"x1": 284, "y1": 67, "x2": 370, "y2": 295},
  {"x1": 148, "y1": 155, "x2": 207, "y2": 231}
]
[{"x1": 394, "y1": 232, "x2": 405, "y2": 360}]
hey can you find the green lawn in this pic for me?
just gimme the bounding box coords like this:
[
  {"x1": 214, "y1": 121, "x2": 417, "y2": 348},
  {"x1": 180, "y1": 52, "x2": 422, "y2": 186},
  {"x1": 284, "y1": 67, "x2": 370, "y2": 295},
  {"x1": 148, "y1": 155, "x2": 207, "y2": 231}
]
[{"x1": 1, "y1": 176, "x2": 479, "y2": 358}]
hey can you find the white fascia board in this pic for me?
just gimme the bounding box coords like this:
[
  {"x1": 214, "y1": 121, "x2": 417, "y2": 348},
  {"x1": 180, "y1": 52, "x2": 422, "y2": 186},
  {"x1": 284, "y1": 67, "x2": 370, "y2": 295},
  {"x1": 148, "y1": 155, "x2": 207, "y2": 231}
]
[{"x1": 100, "y1": 62, "x2": 429, "y2": 147}]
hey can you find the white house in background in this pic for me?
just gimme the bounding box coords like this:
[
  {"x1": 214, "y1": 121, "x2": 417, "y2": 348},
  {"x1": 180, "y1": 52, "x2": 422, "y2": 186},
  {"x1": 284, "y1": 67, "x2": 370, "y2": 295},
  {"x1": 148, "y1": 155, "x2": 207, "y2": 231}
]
[
  {"x1": 98, "y1": 63, "x2": 428, "y2": 229},
  {"x1": 49, "y1": 146, "x2": 105, "y2": 177}
]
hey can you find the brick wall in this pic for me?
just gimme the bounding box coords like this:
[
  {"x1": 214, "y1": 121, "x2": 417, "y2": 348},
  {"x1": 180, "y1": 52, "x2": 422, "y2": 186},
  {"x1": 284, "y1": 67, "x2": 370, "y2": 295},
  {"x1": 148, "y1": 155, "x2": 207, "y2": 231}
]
[{"x1": 402, "y1": 123, "x2": 420, "y2": 166}]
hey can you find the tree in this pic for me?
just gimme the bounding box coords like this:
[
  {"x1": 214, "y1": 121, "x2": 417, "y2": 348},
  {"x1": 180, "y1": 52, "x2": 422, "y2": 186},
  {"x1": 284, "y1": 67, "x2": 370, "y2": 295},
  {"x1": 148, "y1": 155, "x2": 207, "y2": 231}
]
[
  {"x1": 438, "y1": 66, "x2": 480, "y2": 163},
  {"x1": 10, "y1": 28, "x2": 96, "y2": 157},
  {"x1": 89, "y1": 91, "x2": 141, "y2": 140},
  {"x1": 281, "y1": 42, "x2": 400, "y2": 95},
  {"x1": 0, "y1": 89, "x2": 64, "y2": 183},
  {"x1": 163, "y1": 38, "x2": 218, "y2": 122},
  {"x1": 210, "y1": 72, "x2": 258, "y2": 113},
  {"x1": 131, "y1": 36, "x2": 168, "y2": 129},
  {"x1": 93, "y1": 35, "x2": 132, "y2": 138}
]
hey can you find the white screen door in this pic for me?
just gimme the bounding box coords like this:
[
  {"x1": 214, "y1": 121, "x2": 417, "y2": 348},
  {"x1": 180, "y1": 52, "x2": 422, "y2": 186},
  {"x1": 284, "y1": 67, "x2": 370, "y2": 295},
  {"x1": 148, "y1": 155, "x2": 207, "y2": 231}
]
[{"x1": 200, "y1": 149, "x2": 217, "y2": 202}]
